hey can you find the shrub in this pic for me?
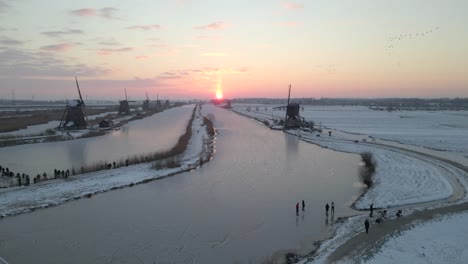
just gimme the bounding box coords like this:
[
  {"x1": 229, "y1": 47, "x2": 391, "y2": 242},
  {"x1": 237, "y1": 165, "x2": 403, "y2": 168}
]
[
  {"x1": 203, "y1": 116, "x2": 215, "y2": 136},
  {"x1": 360, "y1": 152, "x2": 376, "y2": 187}
]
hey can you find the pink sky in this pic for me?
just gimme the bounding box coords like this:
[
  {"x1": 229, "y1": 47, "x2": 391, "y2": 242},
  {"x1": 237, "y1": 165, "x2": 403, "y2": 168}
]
[{"x1": 1, "y1": 0, "x2": 467, "y2": 100}]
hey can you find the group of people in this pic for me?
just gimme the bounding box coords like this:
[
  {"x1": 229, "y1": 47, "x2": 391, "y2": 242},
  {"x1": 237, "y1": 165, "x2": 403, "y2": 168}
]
[
  {"x1": 293, "y1": 200, "x2": 404, "y2": 235},
  {"x1": 364, "y1": 203, "x2": 404, "y2": 234},
  {"x1": 294, "y1": 201, "x2": 336, "y2": 218},
  {"x1": 325, "y1": 202, "x2": 335, "y2": 216},
  {"x1": 1, "y1": 165, "x2": 31, "y2": 186},
  {"x1": 54, "y1": 169, "x2": 71, "y2": 179},
  {"x1": 295, "y1": 200, "x2": 306, "y2": 214},
  {"x1": 1, "y1": 158, "x2": 132, "y2": 189},
  {"x1": 0, "y1": 165, "x2": 15, "y2": 177},
  {"x1": 1, "y1": 164, "x2": 75, "y2": 187}
]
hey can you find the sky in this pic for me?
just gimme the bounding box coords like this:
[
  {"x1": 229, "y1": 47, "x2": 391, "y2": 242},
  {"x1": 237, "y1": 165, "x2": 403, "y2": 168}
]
[{"x1": 0, "y1": 0, "x2": 467, "y2": 100}]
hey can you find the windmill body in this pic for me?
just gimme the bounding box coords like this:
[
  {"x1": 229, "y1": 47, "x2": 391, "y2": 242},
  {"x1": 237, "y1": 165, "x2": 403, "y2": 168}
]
[
  {"x1": 58, "y1": 78, "x2": 88, "y2": 130},
  {"x1": 118, "y1": 88, "x2": 132, "y2": 115}
]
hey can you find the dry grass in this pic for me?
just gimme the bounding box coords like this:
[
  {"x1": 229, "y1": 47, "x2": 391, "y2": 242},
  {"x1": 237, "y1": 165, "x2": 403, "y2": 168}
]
[
  {"x1": 203, "y1": 116, "x2": 215, "y2": 136},
  {"x1": 0, "y1": 107, "x2": 116, "y2": 133},
  {"x1": 73, "y1": 105, "x2": 196, "y2": 174}
]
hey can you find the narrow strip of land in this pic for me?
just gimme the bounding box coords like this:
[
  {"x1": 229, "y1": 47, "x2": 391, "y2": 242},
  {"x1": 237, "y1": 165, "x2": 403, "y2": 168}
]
[
  {"x1": 326, "y1": 201, "x2": 468, "y2": 263},
  {"x1": 317, "y1": 142, "x2": 468, "y2": 263}
]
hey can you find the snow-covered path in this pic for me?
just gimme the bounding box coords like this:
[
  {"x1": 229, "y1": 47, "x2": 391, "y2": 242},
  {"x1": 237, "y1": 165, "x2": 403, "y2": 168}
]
[
  {"x1": 359, "y1": 210, "x2": 468, "y2": 264},
  {"x1": 319, "y1": 201, "x2": 468, "y2": 264}
]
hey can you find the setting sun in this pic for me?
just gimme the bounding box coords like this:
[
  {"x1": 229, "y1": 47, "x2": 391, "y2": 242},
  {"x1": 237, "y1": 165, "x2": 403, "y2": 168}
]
[{"x1": 216, "y1": 88, "x2": 223, "y2": 100}]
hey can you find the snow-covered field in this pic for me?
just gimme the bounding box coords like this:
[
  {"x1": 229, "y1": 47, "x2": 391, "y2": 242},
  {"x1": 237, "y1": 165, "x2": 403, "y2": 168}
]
[
  {"x1": 232, "y1": 104, "x2": 468, "y2": 154},
  {"x1": 232, "y1": 105, "x2": 468, "y2": 209},
  {"x1": 294, "y1": 132, "x2": 459, "y2": 209},
  {"x1": 360, "y1": 211, "x2": 468, "y2": 264},
  {"x1": 0, "y1": 111, "x2": 118, "y2": 138},
  {"x1": 0, "y1": 106, "x2": 214, "y2": 217},
  {"x1": 232, "y1": 103, "x2": 468, "y2": 264},
  {"x1": 0, "y1": 120, "x2": 60, "y2": 137}
]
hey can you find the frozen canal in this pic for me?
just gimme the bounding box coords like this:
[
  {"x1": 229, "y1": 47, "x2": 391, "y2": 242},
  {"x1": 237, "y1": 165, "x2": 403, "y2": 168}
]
[
  {"x1": 0, "y1": 105, "x2": 363, "y2": 263},
  {"x1": 0, "y1": 106, "x2": 193, "y2": 177}
]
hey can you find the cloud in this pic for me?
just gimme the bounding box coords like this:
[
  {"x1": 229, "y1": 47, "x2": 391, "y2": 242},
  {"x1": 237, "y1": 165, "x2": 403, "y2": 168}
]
[
  {"x1": 0, "y1": 78, "x2": 165, "y2": 100},
  {"x1": 194, "y1": 21, "x2": 226, "y2": 30},
  {"x1": 195, "y1": 35, "x2": 223, "y2": 40},
  {"x1": 0, "y1": 36, "x2": 22, "y2": 46},
  {"x1": 179, "y1": 44, "x2": 199, "y2": 48},
  {"x1": 40, "y1": 43, "x2": 73, "y2": 52},
  {"x1": 0, "y1": 48, "x2": 109, "y2": 78},
  {"x1": 70, "y1": 7, "x2": 118, "y2": 19},
  {"x1": 100, "y1": 7, "x2": 118, "y2": 19},
  {"x1": 153, "y1": 48, "x2": 178, "y2": 57},
  {"x1": 42, "y1": 29, "x2": 84, "y2": 37},
  {"x1": 70, "y1": 8, "x2": 95, "y2": 16},
  {"x1": 0, "y1": 27, "x2": 18, "y2": 32},
  {"x1": 159, "y1": 70, "x2": 187, "y2": 79},
  {"x1": 127, "y1": 25, "x2": 161, "y2": 30},
  {"x1": 99, "y1": 41, "x2": 120, "y2": 46},
  {"x1": 195, "y1": 67, "x2": 247, "y2": 75},
  {"x1": 176, "y1": 0, "x2": 191, "y2": 5},
  {"x1": 135, "y1": 55, "x2": 149, "y2": 60},
  {"x1": 97, "y1": 47, "x2": 133, "y2": 55},
  {"x1": 281, "y1": 2, "x2": 304, "y2": 10},
  {"x1": 202, "y1": 53, "x2": 226, "y2": 56},
  {"x1": 0, "y1": 0, "x2": 11, "y2": 13},
  {"x1": 280, "y1": 21, "x2": 300, "y2": 27},
  {"x1": 157, "y1": 67, "x2": 247, "y2": 82}
]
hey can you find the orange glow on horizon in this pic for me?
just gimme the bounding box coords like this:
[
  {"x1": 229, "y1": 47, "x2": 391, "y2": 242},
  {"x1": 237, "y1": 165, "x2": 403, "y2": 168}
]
[{"x1": 216, "y1": 88, "x2": 223, "y2": 100}]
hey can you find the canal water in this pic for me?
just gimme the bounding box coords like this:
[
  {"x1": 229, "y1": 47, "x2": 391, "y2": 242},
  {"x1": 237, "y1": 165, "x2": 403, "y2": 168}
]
[
  {"x1": 0, "y1": 106, "x2": 194, "y2": 177},
  {"x1": 0, "y1": 105, "x2": 363, "y2": 263}
]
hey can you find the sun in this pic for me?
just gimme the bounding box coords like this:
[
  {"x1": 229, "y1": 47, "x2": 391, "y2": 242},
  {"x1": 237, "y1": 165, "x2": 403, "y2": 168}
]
[{"x1": 216, "y1": 88, "x2": 223, "y2": 100}]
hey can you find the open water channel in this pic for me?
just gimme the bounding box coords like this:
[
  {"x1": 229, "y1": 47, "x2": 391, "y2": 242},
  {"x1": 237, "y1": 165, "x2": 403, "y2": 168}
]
[
  {"x1": 0, "y1": 105, "x2": 363, "y2": 263},
  {"x1": 0, "y1": 106, "x2": 193, "y2": 177}
]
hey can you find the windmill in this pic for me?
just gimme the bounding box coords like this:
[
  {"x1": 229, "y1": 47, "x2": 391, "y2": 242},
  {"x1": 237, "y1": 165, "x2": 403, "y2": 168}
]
[
  {"x1": 142, "y1": 91, "x2": 150, "y2": 111},
  {"x1": 283, "y1": 84, "x2": 302, "y2": 129},
  {"x1": 118, "y1": 88, "x2": 132, "y2": 115},
  {"x1": 156, "y1": 93, "x2": 162, "y2": 109},
  {"x1": 58, "y1": 77, "x2": 88, "y2": 130}
]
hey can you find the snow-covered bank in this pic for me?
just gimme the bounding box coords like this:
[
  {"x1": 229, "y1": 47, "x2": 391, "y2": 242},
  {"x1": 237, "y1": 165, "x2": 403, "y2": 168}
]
[
  {"x1": 233, "y1": 108, "x2": 464, "y2": 209},
  {"x1": 232, "y1": 105, "x2": 468, "y2": 264},
  {"x1": 360, "y1": 211, "x2": 468, "y2": 264},
  {"x1": 232, "y1": 104, "x2": 468, "y2": 154},
  {"x1": 0, "y1": 105, "x2": 215, "y2": 217},
  {"x1": 295, "y1": 132, "x2": 464, "y2": 209}
]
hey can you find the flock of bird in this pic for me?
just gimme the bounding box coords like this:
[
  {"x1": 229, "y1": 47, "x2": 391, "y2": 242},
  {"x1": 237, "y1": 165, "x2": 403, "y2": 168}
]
[
  {"x1": 316, "y1": 64, "x2": 337, "y2": 75},
  {"x1": 385, "y1": 26, "x2": 440, "y2": 68}
]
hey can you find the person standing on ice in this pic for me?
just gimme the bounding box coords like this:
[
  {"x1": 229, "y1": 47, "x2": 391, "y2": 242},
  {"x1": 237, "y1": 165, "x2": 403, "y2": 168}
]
[
  {"x1": 365, "y1": 219, "x2": 370, "y2": 234},
  {"x1": 369, "y1": 203, "x2": 374, "y2": 217},
  {"x1": 302, "y1": 200, "x2": 305, "y2": 211},
  {"x1": 325, "y1": 203, "x2": 330, "y2": 216},
  {"x1": 331, "y1": 202, "x2": 335, "y2": 214},
  {"x1": 296, "y1": 202, "x2": 300, "y2": 215}
]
